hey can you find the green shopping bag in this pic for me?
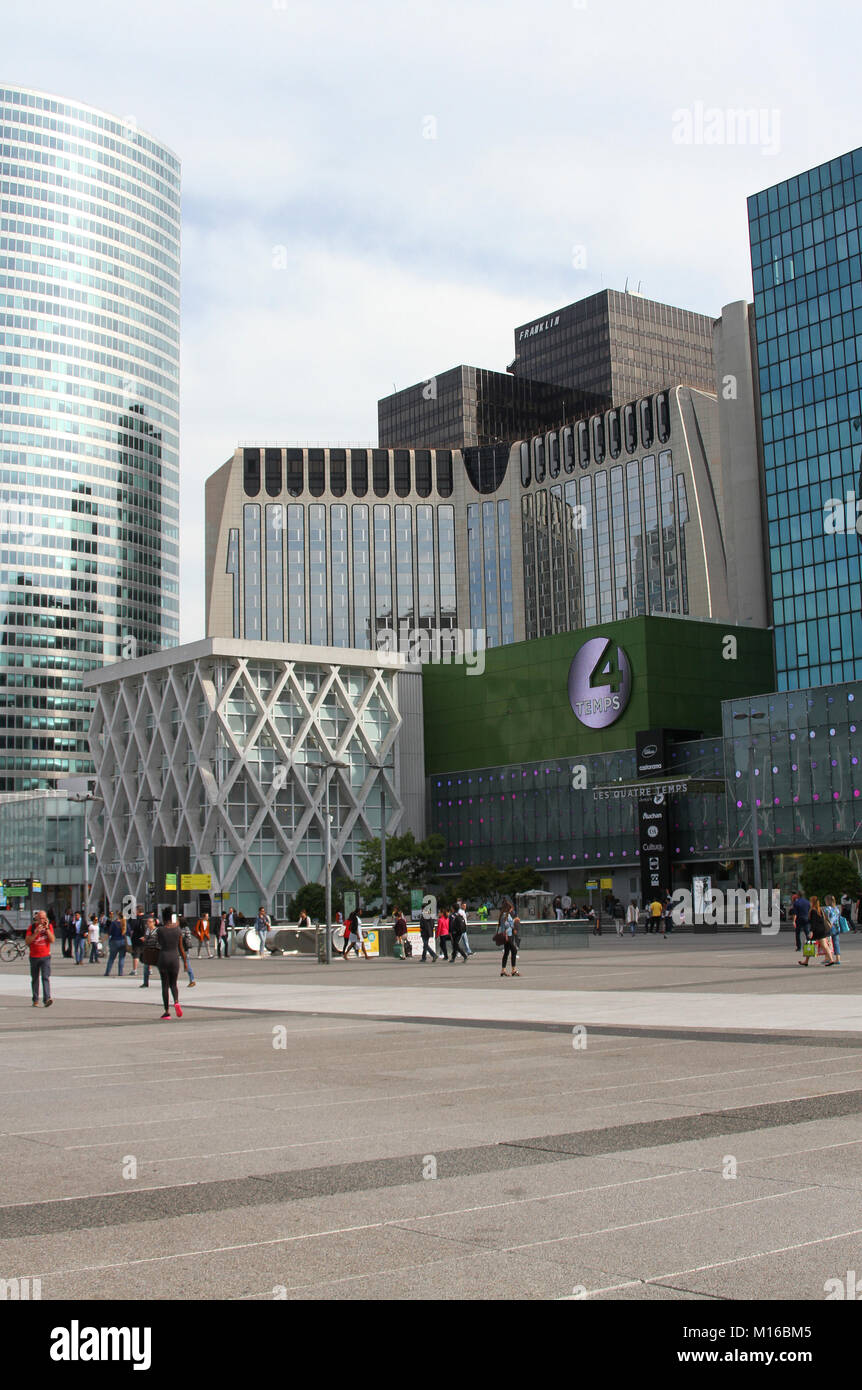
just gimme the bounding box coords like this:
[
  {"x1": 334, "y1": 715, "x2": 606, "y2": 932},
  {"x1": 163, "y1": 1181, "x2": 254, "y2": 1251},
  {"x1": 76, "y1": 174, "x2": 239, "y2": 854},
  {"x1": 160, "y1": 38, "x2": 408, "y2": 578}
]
[{"x1": 802, "y1": 940, "x2": 817, "y2": 958}]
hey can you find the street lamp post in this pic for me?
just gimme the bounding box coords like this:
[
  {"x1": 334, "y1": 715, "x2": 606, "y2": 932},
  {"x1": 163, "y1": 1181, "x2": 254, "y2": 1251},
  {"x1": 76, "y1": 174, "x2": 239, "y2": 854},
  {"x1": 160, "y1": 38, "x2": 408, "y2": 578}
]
[
  {"x1": 323, "y1": 760, "x2": 348, "y2": 964},
  {"x1": 733, "y1": 711, "x2": 767, "y2": 898},
  {"x1": 367, "y1": 756, "x2": 391, "y2": 920},
  {"x1": 141, "y1": 796, "x2": 160, "y2": 914},
  {"x1": 66, "y1": 792, "x2": 102, "y2": 915}
]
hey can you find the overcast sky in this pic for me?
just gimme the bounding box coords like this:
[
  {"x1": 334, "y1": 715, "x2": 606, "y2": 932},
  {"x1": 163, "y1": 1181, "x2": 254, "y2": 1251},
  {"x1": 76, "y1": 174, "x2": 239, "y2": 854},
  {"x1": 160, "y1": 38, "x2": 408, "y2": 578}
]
[{"x1": 5, "y1": 0, "x2": 861, "y2": 639}]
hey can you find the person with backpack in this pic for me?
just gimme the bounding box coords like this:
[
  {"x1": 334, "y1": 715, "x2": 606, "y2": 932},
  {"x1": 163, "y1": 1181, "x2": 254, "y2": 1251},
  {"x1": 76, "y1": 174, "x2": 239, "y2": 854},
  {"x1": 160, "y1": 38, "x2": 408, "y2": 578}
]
[
  {"x1": 436, "y1": 906, "x2": 450, "y2": 960},
  {"x1": 448, "y1": 905, "x2": 469, "y2": 963},
  {"x1": 613, "y1": 898, "x2": 625, "y2": 936},
  {"x1": 180, "y1": 918, "x2": 197, "y2": 987},
  {"x1": 139, "y1": 915, "x2": 159, "y2": 988},
  {"x1": 419, "y1": 903, "x2": 437, "y2": 962},
  {"x1": 458, "y1": 901, "x2": 474, "y2": 956}
]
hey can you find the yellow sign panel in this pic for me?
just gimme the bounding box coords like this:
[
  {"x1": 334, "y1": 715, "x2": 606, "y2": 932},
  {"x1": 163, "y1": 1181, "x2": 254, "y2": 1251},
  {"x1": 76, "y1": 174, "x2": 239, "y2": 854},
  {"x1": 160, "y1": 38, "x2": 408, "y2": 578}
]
[
  {"x1": 181, "y1": 874, "x2": 212, "y2": 890},
  {"x1": 600, "y1": 878, "x2": 613, "y2": 890}
]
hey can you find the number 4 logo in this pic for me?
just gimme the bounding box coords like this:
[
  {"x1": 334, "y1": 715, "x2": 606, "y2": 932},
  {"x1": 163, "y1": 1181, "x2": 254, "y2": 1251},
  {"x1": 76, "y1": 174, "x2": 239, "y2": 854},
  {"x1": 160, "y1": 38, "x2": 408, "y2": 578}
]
[{"x1": 589, "y1": 639, "x2": 622, "y2": 692}]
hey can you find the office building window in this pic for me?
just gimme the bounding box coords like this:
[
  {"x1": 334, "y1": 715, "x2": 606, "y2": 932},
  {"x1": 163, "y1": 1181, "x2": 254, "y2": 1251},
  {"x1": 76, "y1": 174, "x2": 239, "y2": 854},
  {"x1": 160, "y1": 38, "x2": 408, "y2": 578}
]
[
  {"x1": 243, "y1": 448, "x2": 261, "y2": 498},
  {"x1": 548, "y1": 432, "x2": 561, "y2": 478},
  {"x1": 659, "y1": 451, "x2": 678, "y2": 613},
  {"x1": 535, "y1": 489, "x2": 552, "y2": 637},
  {"x1": 415, "y1": 450, "x2": 432, "y2": 498},
  {"x1": 330, "y1": 504, "x2": 350, "y2": 647},
  {"x1": 608, "y1": 409, "x2": 621, "y2": 459},
  {"x1": 549, "y1": 485, "x2": 566, "y2": 633},
  {"x1": 373, "y1": 449, "x2": 390, "y2": 498},
  {"x1": 592, "y1": 415, "x2": 605, "y2": 465},
  {"x1": 265, "y1": 448, "x2": 282, "y2": 497},
  {"x1": 436, "y1": 450, "x2": 453, "y2": 498},
  {"x1": 624, "y1": 403, "x2": 638, "y2": 453},
  {"x1": 309, "y1": 504, "x2": 328, "y2": 645},
  {"x1": 640, "y1": 398, "x2": 654, "y2": 450},
  {"x1": 577, "y1": 420, "x2": 590, "y2": 467},
  {"x1": 374, "y1": 504, "x2": 392, "y2": 633},
  {"x1": 352, "y1": 505, "x2": 371, "y2": 647},
  {"x1": 286, "y1": 448, "x2": 303, "y2": 497},
  {"x1": 676, "y1": 474, "x2": 690, "y2": 615},
  {"x1": 563, "y1": 426, "x2": 575, "y2": 473},
  {"x1": 564, "y1": 481, "x2": 582, "y2": 630},
  {"x1": 533, "y1": 435, "x2": 546, "y2": 484},
  {"x1": 287, "y1": 504, "x2": 305, "y2": 642},
  {"x1": 329, "y1": 448, "x2": 347, "y2": 498},
  {"x1": 580, "y1": 475, "x2": 597, "y2": 626},
  {"x1": 437, "y1": 504, "x2": 456, "y2": 627},
  {"x1": 417, "y1": 504, "x2": 436, "y2": 631},
  {"x1": 642, "y1": 454, "x2": 662, "y2": 612},
  {"x1": 498, "y1": 499, "x2": 515, "y2": 645},
  {"x1": 627, "y1": 460, "x2": 646, "y2": 616},
  {"x1": 467, "y1": 504, "x2": 483, "y2": 635},
  {"x1": 657, "y1": 391, "x2": 671, "y2": 444},
  {"x1": 351, "y1": 450, "x2": 368, "y2": 497},
  {"x1": 610, "y1": 465, "x2": 628, "y2": 620},
  {"x1": 226, "y1": 527, "x2": 240, "y2": 638},
  {"x1": 594, "y1": 471, "x2": 612, "y2": 622},
  {"x1": 482, "y1": 500, "x2": 500, "y2": 648},
  {"x1": 394, "y1": 450, "x2": 411, "y2": 498},
  {"x1": 395, "y1": 504, "x2": 414, "y2": 627},
  {"x1": 265, "y1": 504, "x2": 285, "y2": 641},
  {"x1": 522, "y1": 493, "x2": 538, "y2": 640},
  {"x1": 520, "y1": 441, "x2": 531, "y2": 487},
  {"x1": 243, "y1": 504, "x2": 262, "y2": 639},
  {"x1": 308, "y1": 449, "x2": 326, "y2": 498}
]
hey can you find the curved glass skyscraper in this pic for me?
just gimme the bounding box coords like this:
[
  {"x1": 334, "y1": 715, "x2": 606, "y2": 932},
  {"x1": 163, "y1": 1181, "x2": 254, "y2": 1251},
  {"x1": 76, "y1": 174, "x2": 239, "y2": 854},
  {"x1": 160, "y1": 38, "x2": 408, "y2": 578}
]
[{"x1": 0, "y1": 86, "x2": 180, "y2": 790}]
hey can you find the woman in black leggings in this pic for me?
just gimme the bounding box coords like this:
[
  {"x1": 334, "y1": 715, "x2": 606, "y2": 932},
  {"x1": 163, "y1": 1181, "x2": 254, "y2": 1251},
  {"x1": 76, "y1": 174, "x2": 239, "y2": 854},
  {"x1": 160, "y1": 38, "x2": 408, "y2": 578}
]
[{"x1": 156, "y1": 918, "x2": 188, "y2": 1019}]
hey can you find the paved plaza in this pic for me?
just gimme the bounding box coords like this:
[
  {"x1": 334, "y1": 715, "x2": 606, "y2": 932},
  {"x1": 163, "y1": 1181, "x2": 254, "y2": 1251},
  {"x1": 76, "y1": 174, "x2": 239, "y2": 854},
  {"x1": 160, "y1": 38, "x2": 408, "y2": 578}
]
[{"x1": 1, "y1": 933, "x2": 861, "y2": 1301}]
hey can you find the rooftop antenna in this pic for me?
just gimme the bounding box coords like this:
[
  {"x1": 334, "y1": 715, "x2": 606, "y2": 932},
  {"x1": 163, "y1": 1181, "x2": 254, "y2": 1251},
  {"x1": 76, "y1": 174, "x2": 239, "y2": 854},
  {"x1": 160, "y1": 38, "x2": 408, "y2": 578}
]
[{"x1": 624, "y1": 276, "x2": 629, "y2": 292}]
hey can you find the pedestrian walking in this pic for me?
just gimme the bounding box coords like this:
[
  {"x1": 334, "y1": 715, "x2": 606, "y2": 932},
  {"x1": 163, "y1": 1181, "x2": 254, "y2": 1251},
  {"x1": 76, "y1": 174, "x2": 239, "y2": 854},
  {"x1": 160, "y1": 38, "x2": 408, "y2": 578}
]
[
  {"x1": 180, "y1": 918, "x2": 197, "y2": 987},
  {"x1": 790, "y1": 891, "x2": 810, "y2": 954},
  {"x1": 436, "y1": 907, "x2": 450, "y2": 960},
  {"x1": 60, "y1": 908, "x2": 74, "y2": 959},
  {"x1": 419, "y1": 903, "x2": 437, "y2": 961},
  {"x1": 215, "y1": 912, "x2": 229, "y2": 957},
  {"x1": 87, "y1": 913, "x2": 100, "y2": 963},
  {"x1": 800, "y1": 895, "x2": 834, "y2": 966},
  {"x1": 103, "y1": 913, "x2": 128, "y2": 976},
  {"x1": 626, "y1": 900, "x2": 639, "y2": 936},
  {"x1": 648, "y1": 897, "x2": 663, "y2": 934},
  {"x1": 448, "y1": 905, "x2": 469, "y2": 962},
  {"x1": 155, "y1": 915, "x2": 189, "y2": 1019},
  {"x1": 73, "y1": 911, "x2": 87, "y2": 964},
  {"x1": 128, "y1": 908, "x2": 147, "y2": 976},
  {"x1": 254, "y1": 906, "x2": 270, "y2": 956},
  {"x1": 500, "y1": 908, "x2": 520, "y2": 977},
  {"x1": 26, "y1": 909, "x2": 54, "y2": 1007},
  {"x1": 193, "y1": 913, "x2": 213, "y2": 958},
  {"x1": 458, "y1": 901, "x2": 474, "y2": 955},
  {"x1": 824, "y1": 895, "x2": 844, "y2": 965},
  {"x1": 393, "y1": 906, "x2": 409, "y2": 959},
  {"x1": 342, "y1": 909, "x2": 368, "y2": 959},
  {"x1": 613, "y1": 898, "x2": 625, "y2": 936},
  {"x1": 139, "y1": 915, "x2": 159, "y2": 988}
]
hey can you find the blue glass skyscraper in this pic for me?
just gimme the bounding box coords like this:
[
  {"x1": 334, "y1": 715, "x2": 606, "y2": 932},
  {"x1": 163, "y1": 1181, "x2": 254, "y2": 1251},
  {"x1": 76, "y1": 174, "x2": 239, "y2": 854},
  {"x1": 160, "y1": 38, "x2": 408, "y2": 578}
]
[
  {"x1": 0, "y1": 87, "x2": 180, "y2": 790},
  {"x1": 749, "y1": 148, "x2": 862, "y2": 691}
]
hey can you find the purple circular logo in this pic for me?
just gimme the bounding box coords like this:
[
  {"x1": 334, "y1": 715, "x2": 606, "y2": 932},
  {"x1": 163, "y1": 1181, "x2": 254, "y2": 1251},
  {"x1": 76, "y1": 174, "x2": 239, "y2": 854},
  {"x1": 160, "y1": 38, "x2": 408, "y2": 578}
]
[{"x1": 568, "y1": 637, "x2": 632, "y2": 729}]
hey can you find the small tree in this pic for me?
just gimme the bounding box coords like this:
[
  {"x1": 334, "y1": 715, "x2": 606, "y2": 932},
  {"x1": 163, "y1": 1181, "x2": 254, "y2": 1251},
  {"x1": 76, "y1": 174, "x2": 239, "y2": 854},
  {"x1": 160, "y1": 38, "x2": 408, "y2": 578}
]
[
  {"x1": 288, "y1": 882, "x2": 326, "y2": 922},
  {"x1": 799, "y1": 853, "x2": 862, "y2": 903}
]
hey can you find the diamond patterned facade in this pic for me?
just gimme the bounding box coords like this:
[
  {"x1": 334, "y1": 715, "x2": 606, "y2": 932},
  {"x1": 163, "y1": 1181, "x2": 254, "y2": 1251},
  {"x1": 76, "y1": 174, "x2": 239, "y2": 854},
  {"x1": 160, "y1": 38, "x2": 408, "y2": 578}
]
[{"x1": 83, "y1": 639, "x2": 424, "y2": 917}]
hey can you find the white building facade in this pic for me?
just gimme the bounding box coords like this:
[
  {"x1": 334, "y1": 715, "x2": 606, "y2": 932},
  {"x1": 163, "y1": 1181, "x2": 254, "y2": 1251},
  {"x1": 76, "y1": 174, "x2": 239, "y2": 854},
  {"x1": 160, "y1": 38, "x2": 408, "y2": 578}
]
[{"x1": 83, "y1": 638, "x2": 424, "y2": 918}]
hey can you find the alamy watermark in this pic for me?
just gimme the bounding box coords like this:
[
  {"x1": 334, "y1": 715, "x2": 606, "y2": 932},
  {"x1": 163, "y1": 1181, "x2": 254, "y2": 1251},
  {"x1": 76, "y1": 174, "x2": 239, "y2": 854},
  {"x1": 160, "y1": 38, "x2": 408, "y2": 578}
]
[
  {"x1": 669, "y1": 888, "x2": 781, "y2": 934},
  {"x1": 672, "y1": 103, "x2": 781, "y2": 157},
  {"x1": 376, "y1": 624, "x2": 486, "y2": 675}
]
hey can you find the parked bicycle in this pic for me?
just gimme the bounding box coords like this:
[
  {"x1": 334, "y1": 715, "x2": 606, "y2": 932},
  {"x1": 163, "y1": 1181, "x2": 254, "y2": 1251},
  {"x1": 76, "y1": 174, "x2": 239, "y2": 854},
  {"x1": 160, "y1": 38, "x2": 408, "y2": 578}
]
[{"x1": 0, "y1": 935, "x2": 26, "y2": 962}]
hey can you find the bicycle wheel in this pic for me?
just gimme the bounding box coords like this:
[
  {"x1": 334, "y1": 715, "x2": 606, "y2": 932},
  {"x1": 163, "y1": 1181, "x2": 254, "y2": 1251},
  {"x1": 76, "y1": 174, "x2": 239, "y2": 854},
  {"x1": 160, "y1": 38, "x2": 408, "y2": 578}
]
[{"x1": 0, "y1": 940, "x2": 21, "y2": 962}]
